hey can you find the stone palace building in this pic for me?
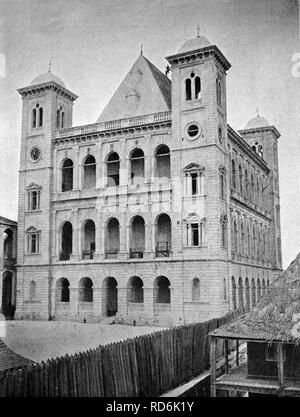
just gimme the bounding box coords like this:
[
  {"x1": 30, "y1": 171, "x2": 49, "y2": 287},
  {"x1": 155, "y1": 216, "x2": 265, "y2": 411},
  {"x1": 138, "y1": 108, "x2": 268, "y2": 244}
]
[{"x1": 13, "y1": 35, "x2": 282, "y2": 325}]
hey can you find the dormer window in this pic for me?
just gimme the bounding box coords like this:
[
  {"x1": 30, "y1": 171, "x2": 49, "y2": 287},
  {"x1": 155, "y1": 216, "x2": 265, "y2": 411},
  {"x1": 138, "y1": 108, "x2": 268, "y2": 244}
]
[
  {"x1": 32, "y1": 103, "x2": 43, "y2": 128},
  {"x1": 185, "y1": 72, "x2": 201, "y2": 101}
]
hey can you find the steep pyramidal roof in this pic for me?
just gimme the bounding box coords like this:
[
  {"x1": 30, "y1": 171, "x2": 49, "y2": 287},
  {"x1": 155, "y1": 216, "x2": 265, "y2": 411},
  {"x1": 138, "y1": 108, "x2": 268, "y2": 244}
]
[{"x1": 96, "y1": 53, "x2": 171, "y2": 123}]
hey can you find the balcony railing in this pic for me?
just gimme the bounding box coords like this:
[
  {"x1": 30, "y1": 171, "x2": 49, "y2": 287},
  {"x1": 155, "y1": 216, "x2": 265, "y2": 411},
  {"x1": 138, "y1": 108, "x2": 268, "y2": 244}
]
[
  {"x1": 105, "y1": 249, "x2": 119, "y2": 259},
  {"x1": 155, "y1": 242, "x2": 171, "y2": 258},
  {"x1": 59, "y1": 251, "x2": 71, "y2": 261},
  {"x1": 82, "y1": 250, "x2": 94, "y2": 260},
  {"x1": 129, "y1": 249, "x2": 144, "y2": 259},
  {"x1": 55, "y1": 111, "x2": 171, "y2": 139}
]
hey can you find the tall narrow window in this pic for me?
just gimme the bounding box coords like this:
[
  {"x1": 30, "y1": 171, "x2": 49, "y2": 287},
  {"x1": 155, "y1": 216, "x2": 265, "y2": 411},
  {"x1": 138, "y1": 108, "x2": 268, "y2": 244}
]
[
  {"x1": 231, "y1": 159, "x2": 236, "y2": 190},
  {"x1": 223, "y1": 278, "x2": 227, "y2": 300},
  {"x1": 106, "y1": 152, "x2": 120, "y2": 187},
  {"x1": 61, "y1": 112, "x2": 65, "y2": 128},
  {"x1": 29, "y1": 281, "x2": 36, "y2": 301},
  {"x1": 57, "y1": 109, "x2": 60, "y2": 129},
  {"x1": 192, "y1": 278, "x2": 200, "y2": 301},
  {"x1": 239, "y1": 165, "x2": 243, "y2": 194},
  {"x1": 130, "y1": 148, "x2": 144, "y2": 185},
  {"x1": 245, "y1": 169, "x2": 249, "y2": 198},
  {"x1": 184, "y1": 165, "x2": 204, "y2": 196},
  {"x1": 216, "y1": 75, "x2": 222, "y2": 105},
  {"x1": 130, "y1": 216, "x2": 145, "y2": 258},
  {"x1": 219, "y1": 167, "x2": 225, "y2": 198},
  {"x1": 232, "y1": 277, "x2": 237, "y2": 310},
  {"x1": 155, "y1": 145, "x2": 170, "y2": 180},
  {"x1": 221, "y1": 215, "x2": 227, "y2": 248},
  {"x1": 26, "y1": 227, "x2": 40, "y2": 254},
  {"x1": 61, "y1": 159, "x2": 73, "y2": 192},
  {"x1": 82, "y1": 220, "x2": 95, "y2": 260},
  {"x1": 241, "y1": 223, "x2": 245, "y2": 255},
  {"x1": 155, "y1": 214, "x2": 171, "y2": 257},
  {"x1": 38, "y1": 107, "x2": 43, "y2": 127},
  {"x1": 186, "y1": 216, "x2": 205, "y2": 247},
  {"x1": 233, "y1": 221, "x2": 238, "y2": 252},
  {"x1": 185, "y1": 78, "x2": 192, "y2": 100},
  {"x1": 105, "y1": 218, "x2": 120, "y2": 259},
  {"x1": 26, "y1": 184, "x2": 41, "y2": 211},
  {"x1": 194, "y1": 76, "x2": 201, "y2": 99},
  {"x1": 60, "y1": 221, "x2": 73, "y2": 261},
  {"x1": 32, "y1": 108, "x2": 37, "y2": 128},
  {"x1": 83, "y1": 155, "x2": 96, "y2": 189}
]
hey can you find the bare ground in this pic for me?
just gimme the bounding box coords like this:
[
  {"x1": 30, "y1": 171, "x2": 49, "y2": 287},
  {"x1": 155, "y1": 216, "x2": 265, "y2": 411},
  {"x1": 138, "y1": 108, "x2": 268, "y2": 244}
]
[{"x1": 1, "y1": 321, "x2": 163, "y2": 362}]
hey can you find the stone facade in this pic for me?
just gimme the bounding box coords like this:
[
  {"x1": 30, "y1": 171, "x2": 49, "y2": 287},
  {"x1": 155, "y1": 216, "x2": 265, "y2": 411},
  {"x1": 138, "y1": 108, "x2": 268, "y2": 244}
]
[{"x1": 14, "y1": 36, "x2": 282, "y2": 326}]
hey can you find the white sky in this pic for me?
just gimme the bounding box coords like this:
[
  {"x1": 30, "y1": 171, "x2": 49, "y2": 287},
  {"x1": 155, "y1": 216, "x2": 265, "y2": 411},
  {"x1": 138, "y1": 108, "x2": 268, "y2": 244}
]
[{"x1": 0, "y1": 0, "x2": 299, "y2": 268}]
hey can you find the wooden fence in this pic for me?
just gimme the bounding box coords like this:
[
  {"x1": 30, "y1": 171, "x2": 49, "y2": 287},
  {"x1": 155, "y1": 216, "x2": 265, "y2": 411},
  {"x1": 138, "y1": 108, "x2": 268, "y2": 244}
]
[{"x1": 0, "y1": 308, "x2": 246, "y2": 397}]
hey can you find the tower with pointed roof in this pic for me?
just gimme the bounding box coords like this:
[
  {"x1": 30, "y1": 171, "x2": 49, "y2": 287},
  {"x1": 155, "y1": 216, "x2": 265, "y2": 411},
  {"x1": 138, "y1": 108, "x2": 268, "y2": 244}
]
[{"x1": 14, "y1": 37, "x2": 282, "y2": 325}]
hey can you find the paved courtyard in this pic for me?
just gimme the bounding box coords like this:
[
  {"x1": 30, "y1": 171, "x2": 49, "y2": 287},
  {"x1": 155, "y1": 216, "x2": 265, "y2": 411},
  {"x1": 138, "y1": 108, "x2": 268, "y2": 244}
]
[{"x1": 1, "y1": 320, "x2": 163, "y2": 362}]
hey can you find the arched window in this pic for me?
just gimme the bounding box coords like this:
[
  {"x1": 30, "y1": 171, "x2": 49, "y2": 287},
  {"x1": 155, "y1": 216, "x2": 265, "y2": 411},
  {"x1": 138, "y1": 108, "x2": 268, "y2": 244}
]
[
  {"x1": 239, "y1": 165, "x2": 243, "y2": 194},
  {"x1": 241, "y1": 223, "x2": 245, "y2": 255},
  {"x1": 38, "y1": 107, "x2": 43, "y2": 127},
  {"x1": 216, "y1": 75, "x2": 221, "y2": 105},
  {"x1": 32, "y1": 108, "x2": 37, "y2": 128},
  {"x1": 221, "y1": 215, "x2": 227, "y2": 248},
  {"x1": 154, "y1": 276, "x2": 170, "y2": 304},
  {"x1": 26, "y1": 226, "x2": 40, "y2": 254},
  {"x1": 238, "y1": 277, "x2": 243, "y2": 308},
  {"x1": 106, "y1": 152, "x2": 120, "y2": 187},
  {"x1": 262, "y1": 278, "x2": 266, "y2": 296},
  {"x1": 130, "y1": 148, "x2": 144, "y2": 185},
  {"x1": 245, "y1": 278, "x2": 250, "y2": 309},
  {"x1": 155, "y1": 214, "x2": 171, "y2": 257},
  {"x1": 56, "y1": 278, "x2": 70, "y2": 302},
  {"x1": 251, "y1": 278, "x2": 256, "y2": 307},
  {"x1": 233, "y1": 221, "x2": 238, "y2": 252},
  {"x1": 251, "y1": 174, "x2": 254, "y2": 201},
  {"x1": 3, "y1": 228, "x2": 13, "y2": 260},
  {"x1": 57, "y1": 109, "x2": 60, "y2": 129},
  {"x1": 252, "y1": 226, "x2": 256, "y2": 257},
  {"x1": 232, "y1": 277, "x2": 237, "y2": 310},
  {"x1": 223, "y1": 278, "x2": 227, "y2": 300},
  {"x1": 56, "y1": 106, "x2": 65, "y2": 129},
  {"x1": 127, "y1": 276, "x2": 144, "y2": 303},
  {"x1": 218, "y1": 126, "x2": 223, "y2": 144},
  {"x1": 83, "y1": 155, "x2": 96, "y2": 189},
  {"x1": 60, "y1": 221, "x2": 72, "y2": 261},
  {"x1": 79, "y1": 277, "x2": 93, "y2": 302},
  {"x1": 155, "y1": 145, "x2": 170, "y2": 180},
  {"x1": 192, "y1": 278, "x2": 200, "y2": 301},
  {"x1": 245, "y1": 169, "x2": 249, "y2": 198},
  {"x1": 61, "y1": 112, "x2": 65, "y2": 128},
  {"x1": 29, "y1": 280, "x2": 36, "y2": 301},
  {"x1": 257, "y1": 278, "x2": 261, "y2": 300},
  {"x1": 194, "y1": 76, "x2": 201, "y2": 99},
  {"x1": 185, "y1": 78, "x2": 192, "y2": 100},
  {"x1": 231, "y1": 159, "x2": 236, "y2": 190},
  {"x1": 105, "y1": 218, "x2": 120, "y2": 259},
  {"x1": 102, "y1": 277, "x2": 118, "y2": 317},
  {"x1": 61, "y1": 159, "x2": 73, "y2": 192},
  {"x1": 82, "y1": 220, "x2": 95, "y2": 260},
  {"x1": 130, "y1": 216, "x2": 145, "y2": 258},
  {"x1": 219, "y1": 167, "x2": 225, "y2": 198}
]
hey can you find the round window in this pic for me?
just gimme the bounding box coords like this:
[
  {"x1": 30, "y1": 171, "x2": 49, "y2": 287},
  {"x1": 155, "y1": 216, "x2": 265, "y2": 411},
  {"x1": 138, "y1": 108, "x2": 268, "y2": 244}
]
[
  {"x1": 187, "y1": 124, "x2": 199, "y2": 138},
  {"x1": 30, "y1": 146, "x2": 41, "y2": 162}
]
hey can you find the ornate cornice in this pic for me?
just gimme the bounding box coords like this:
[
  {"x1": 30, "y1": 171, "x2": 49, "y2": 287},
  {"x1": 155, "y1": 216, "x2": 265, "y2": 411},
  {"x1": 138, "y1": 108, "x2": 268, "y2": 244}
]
[
  {"x1": 165, "y1": 45, "x2": 231, "y2": 72},
  {"x1": 238, "y1": 125, "x2": 280, "y2": 140},
  {"x1": 17, "y1": 81, "x2": 78, "y2": 102},
  {"x1": 228, "y1": 125, "x2": 269, "y2": 173}
]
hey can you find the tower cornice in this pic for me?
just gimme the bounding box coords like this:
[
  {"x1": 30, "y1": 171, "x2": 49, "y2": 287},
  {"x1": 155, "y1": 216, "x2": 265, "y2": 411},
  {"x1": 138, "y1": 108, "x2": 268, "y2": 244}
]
[
  {"x1": 17, "y1": 81, "x2": 78, "y2": 102},
  {"x1": 165, "y1": 45, "x2": 231, "y2": 72},
  {"x1": 238, "y1": 125, "x2": 281, "y2": 140}
]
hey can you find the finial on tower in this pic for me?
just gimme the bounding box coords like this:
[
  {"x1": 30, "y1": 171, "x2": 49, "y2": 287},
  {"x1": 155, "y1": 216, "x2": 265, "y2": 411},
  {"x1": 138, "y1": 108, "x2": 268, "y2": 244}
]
[
  {"x1": 197, "y1": 24, "x2": 200, "y2": 38},
  {"x1": 256, "y1": 107, "x2": 260, "y2": 117},
  {"x1": 140, "y1": 44, "x2": 143, "y2": 55},
  {"x1": 48, "y1": 59, "x2": 52, "y2": 72}
]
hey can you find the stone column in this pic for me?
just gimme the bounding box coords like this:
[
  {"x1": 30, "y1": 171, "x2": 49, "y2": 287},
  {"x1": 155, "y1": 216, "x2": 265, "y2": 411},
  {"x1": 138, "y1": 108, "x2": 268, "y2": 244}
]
[
  {"x1": 71, "y1": 209, "x2": 80, "y2": 262},
  {"x1": 92, "y1": 287, "x2": 102, "y2": 318},
  {"x1": 143, "y1": 286, "x2": 154, "y2": 318},
  {"x1": 117, "y1": 286, "x2": 127, "y2": 316},
  {"x1": 70, "y1": 287, "x2": 79, "y2": 320}
]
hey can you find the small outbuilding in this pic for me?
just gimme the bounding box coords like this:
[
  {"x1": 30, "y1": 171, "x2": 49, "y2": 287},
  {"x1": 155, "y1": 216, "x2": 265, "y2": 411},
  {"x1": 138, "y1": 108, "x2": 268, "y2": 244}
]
[{"x1": 210, "y1": 253, "x2": 300, "y2": 397}]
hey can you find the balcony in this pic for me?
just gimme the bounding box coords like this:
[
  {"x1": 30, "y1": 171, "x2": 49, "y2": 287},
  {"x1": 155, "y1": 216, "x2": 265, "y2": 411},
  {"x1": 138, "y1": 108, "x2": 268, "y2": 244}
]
[
  {"x1": 82, "y1": 250, "x2": 94, "y2": 260},
  {"x1": 55, "y1": 111, "x2": 172, "y2": 139},
  {"x1": 155, "y1": 242, "x2": 171, "y2": 258},
  {"x1": 105, "y1": 249, "x2": 119, "y2": 259},
  {"x1": 59, "y1": 251, "x2": 71, "y2": 261},
  {"x1": 129, "y1": 249, "x2": 144, "y2": 259}
]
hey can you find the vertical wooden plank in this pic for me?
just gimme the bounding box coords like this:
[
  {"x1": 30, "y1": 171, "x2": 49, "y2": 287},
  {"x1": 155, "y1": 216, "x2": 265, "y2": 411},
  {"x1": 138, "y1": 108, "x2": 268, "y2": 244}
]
[
  {"x1": 210, "y1": 336, "x2": 217, "y2": 398},
  {"x1": 224, "y1": 339, "x2": 229, "y2": 374},
  {"x1": 277, "y1": 343, "x2": 284, "y2": 396},
  {"x1": 235, "y1": 340, "x2": 239, "y2": 367}
]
